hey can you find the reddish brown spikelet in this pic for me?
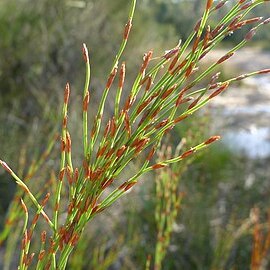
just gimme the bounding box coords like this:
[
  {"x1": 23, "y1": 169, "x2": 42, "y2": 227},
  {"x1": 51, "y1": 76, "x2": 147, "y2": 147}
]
[
  {"x1": 124, "y1": 181, "x2": 137, "y2": 191},
  {"x1": 161, "y1": 84, "x2": 177, "y2": 99},
  {"x1": 263, "y1": 18, "x2": 270, "y2": 25},
  {"x1": 215, "y1": 1, "x2": 227, "y2": 10},
  {"x1": 54, "y1": 202, "x2": 59, "y2": 212},
  {"x1": 26, "y1": 253, "x2": 35, "y2": 266},
  {"x1": 175, "y1": 86, "x2": 193, "y2": 107},
  {"x1": 204, "y1": 135, "x2": 221, "y2": 145},
  {"x1": 91, "y1": 205, "x2": 101, "y2": 214},
  {"x1": 124, "y1": 95, "x2": 135, "y2": 111},
  {"x1": 103, "y1": 160, "x2": 111, "y2": 171},
  {"x1": 118, "y1": 181, "x2": 128, "y2": 190},
  {"x1": 180, "y1": 148, "x2": 195, "y2": 159},
  {"x1": 83, "y1": 91, "x2": 90, "y2": 111},
  {"x1": 145, "y1": 76, "x2": 153, "y2": 92},
  {"x1": 82, "y1": 43, "x2": 89, "y2": 63},
  {"x1": 105, "y1": 148, "x2": 114, "y2": 159},
  {"x1": 96, "y1": 144, "x2": 108, "y2": 158},
  {"x1": 239, "y1": 0, "x2": 247, "y2": 4},
  {"x1": 83, "y1": 197, "x2": 91, "y2": 212},
  {"x1": 258, "y1": 69, "x2": 270, "y2": 74},
  {"x1": 172, "y1": 59, "x2": 188, "y2": 75},
  {"x1": 164, "y1": 47, "x2": 179, "y2": 60},
  {"x1": 21, "y1": 231, "x2": 28, "y2": 250},
  {"x1": 91, "y1": 120, "x2": 97, "y2": 138},
  {"x1": 62, "y1": 116, "x2": 68, "y2": 129},
  {"x1": 68, "y1": 201, "x2": 74, "y2": 214},
  {"x1": 73, "y1": 210, "x2": 82, "y2": 223},
  {"x1": 179, "y1": 59, "x2": 189, "y2": 70},
  {"x1": 106, "y1": 66, "x2": 118, "y2": 89},
  {"x1": 150, "y1": 107, "x2": 161, "y2": 120},
  {"x1": 91, "y1": 197, "x2": 98, "y2": 209},
  {"x1": 101, "y1": 178, "x2": 114, "y2": 189},
  {"x1": 66, "y1": 166, "x2": 73, "y2": 184},
  {"x1": 137, "y1": 100, "x2": 150, "y2": 114},
  {"x1": 185, "y1": 63, "x2": 195, "y2": 77},
  {"x1": 135, "y1": 138, "x2": 150, "y2": 154},
  {"x1": 32, "y1": 214, "x2": 39, "y2": 226},
  {"x1": 61, "y1": 137, "x2": 66, "y2": 152},
  {"x1": 155, "y1": 119, "x2": 169, "y2": 129},
  {"x1": 206, "y1": 0, "x2": 214, "y2": 10},
  {"x1": 64, "y1": 83, "x2": 70, "y2": 104},
  {"x1": 192, "y1": 36, "x2": 200, "y2": 53},
  {"x1": 147, "y1": 147, "x2": 156, "y2": 161},
  {"x1": 152, "y1": 163, "x2": 167, "y2": 170},
  {"x1": 28, "y1": 230, "x2": 34, "y2": 242},
  {"x1": 38, "y1": 250, "x2": 46, "y2": 261},
  {"x1": 199, "y1": 50, "x2": 210, "y2": 60},
  {"x1": 104, "y1": 120, "x2": 111, "y2": 138},
  {"x1": 211, "y1": 24, "x2": 225, "y2": 37},
  {"x1": 131, "y1": 138, "x2": 140, "y2": 148},
  {"x1": 140, "y1": 75, "x2": 150, "y2": 86},
  {"x1": 20, "y1": 199, "x2": 28, "y2": 214},
  {"x1": 217, "y1": 52, "x2": 234, "y2": 64},
  {"x1": 203, "y1": 26, "x2": 212, "y2": 48},
  {"x1": 140, "y1": 50, "x2": 153, "y2": 74},
  {"x1": 188, "y1": 97, "x2": 200, "y2": 110},
  {"x1": 169, "y1": 54, "x2": 179, "y2": 72},
  {"x1": 151, "y1": 89, "x2": 161, "y2": 99},
  {"x1": 119, "y1": 62, "x2": 126, "y2": 88},
  {"x1": 41, "y1": 231, "x2": 47, "y2": 243},
  {"x1": 242, "y1": 17, "x2": 263, "y2": 25},
  {"x1": 70, "y1": 233, "x2": 80, "y2": 246},
  {"x1": 228, "y1": 14, "x2": 242, "y2": 30},
  {"x1": 91, "y1": 168, "x2": 103, "y2": 181},
  {"x1": 228, "y1": 26, "x2": 238, "y2": 35},
  {"x1": 73, "y1": 168, "x2": 79, "y2": 183},
  {"x1": 124, "y1": 19, "x2": 132, "y2": 40},
  {"x1": 245, "y1": 28, "x2": 257, "y2": 41},
  {"x1": 241, "y1": 2, "x2": 253, "y2": 10},
  {"x1": 41, "y1": 193, "x2": 50, "y2": 206},
  {"x1": 45, "y1": 262, "x2": 52, "y2": 270},
  {"x1": 175, "y1": 92, "x2": 185, "y2": 107},
  {"x1": 0, "y1": 160, "x2": 12, "y2": 174},
  {"x1": 66, "y1": 132, "x2": 72, "y2": 153},
  {"x1": 59, "y1": 168, "x2": 65, "y2": 181},
  {"x1": 124, "y1": 111, "x2": 131, "y2": 136},
  {"x1": 209, "y1": 82, "x2": 229, "y2": 99},
  {"x1": 165, "y1": 124, "x2": 175, "y2": 134},
  {"x1": 116, "y1": 145, "x2": 126, "y2": 158},
  {"x1": 194, "y1": 19, "x2": 202, "y2": 32}
]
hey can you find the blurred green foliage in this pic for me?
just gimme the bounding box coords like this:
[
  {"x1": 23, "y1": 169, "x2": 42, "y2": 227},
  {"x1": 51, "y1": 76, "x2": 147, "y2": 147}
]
[
  {"x1": 146, "y1": 0, "x2": 270, "y2": 45},
  {"x1": 0, "y1": 0, "x2": 270, "y2": 269}
]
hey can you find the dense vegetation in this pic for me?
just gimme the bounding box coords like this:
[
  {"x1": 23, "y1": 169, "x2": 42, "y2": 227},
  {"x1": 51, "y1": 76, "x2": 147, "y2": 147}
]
[{"x1": 0, "y1": 0, "x2": 270, "y2": 269}]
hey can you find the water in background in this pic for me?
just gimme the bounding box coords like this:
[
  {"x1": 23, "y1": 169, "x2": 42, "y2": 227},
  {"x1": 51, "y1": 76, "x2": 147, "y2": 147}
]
[{"x1": 211, "y1": 75, "x2": 270, "y2": 159}]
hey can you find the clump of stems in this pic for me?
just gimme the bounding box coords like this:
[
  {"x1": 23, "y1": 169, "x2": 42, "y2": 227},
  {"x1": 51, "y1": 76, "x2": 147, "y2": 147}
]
[{"x1": 0, "y1": 0, "x2": 270, "y2": 269}]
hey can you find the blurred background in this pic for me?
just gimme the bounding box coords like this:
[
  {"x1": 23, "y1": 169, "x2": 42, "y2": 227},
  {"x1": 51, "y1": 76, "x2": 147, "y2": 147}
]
[{"x1": 0, "y1": 0, "x2": 270, "y2": 269}]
